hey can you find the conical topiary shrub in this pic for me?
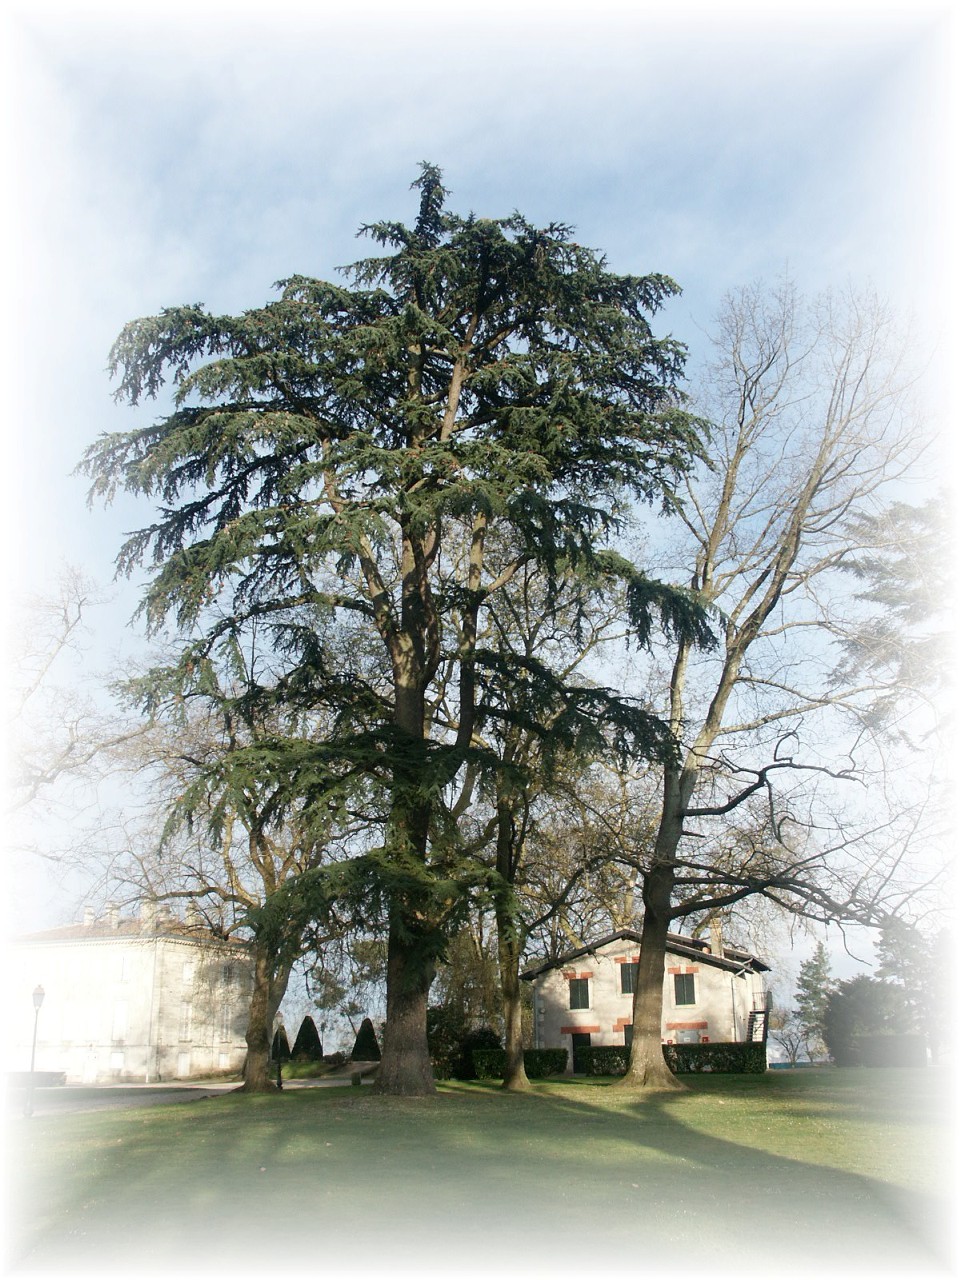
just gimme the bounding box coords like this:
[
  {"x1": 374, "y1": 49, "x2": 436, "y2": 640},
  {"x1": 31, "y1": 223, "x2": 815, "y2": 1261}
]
[
  {"x1": 291, "y1": 1015, "x2": 323, "y2": 1060},
  {"x1": 350, "y1": 1017, "x2": 381, "y2": 1061},
  {"x1": 271, "y1": 1025, "x2": 291, "y2": 1062}
]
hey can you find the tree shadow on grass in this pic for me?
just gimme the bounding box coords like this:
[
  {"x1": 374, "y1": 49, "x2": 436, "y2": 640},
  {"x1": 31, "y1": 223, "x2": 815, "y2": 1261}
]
[
  {"x1": 508, "y1": 1079, "x2": 954, "y2": 1275},
  {"x1": 7, "y1": 1080, "x2": 955, "y2": 1278}
]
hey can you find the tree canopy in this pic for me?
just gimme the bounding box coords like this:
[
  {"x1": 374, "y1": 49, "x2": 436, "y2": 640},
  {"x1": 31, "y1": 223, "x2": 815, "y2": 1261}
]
[{"x1": 82, "y1": 165, "x2": 712, "y2": 1094}]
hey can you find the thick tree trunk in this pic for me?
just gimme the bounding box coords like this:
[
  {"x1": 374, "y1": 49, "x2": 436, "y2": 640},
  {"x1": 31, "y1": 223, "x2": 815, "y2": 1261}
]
[
  {"x1": 493, "y1": 784, "x2": 530, "y2": 1090},
  {"x1": 239, "y1": 943, "x2": 291, "y2": 1093},
  {"x1": 617, "y1": 787, "x2": 687, "y2": 1092},
  {"x1": 497, "y1": 916, "x2": 530, "y2": 1092},
  {"x1": 617, "y1": 872, "x2": 685, "y2": 1092},
  {"x1": 376, "y1": 919, "x2": 436, "y2": 1096}
]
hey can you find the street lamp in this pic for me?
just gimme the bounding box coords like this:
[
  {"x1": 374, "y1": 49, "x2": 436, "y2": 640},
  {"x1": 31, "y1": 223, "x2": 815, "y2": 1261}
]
[{"x1": 25, "y1": 985, "x2": 45, "y2": 1118}]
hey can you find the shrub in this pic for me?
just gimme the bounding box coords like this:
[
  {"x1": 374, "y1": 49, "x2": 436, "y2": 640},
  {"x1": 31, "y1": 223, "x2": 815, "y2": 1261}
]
[
  {"x1": 427, "y1": 1004, "x2": 466, "y2": 1079},
  {"x1": 290, "y1": 1016, "x2": 323, "y2": 1061},
  {"x1": 663, "y1": 1042, "x2": 767, "y2": 1074},
  {"x1": 350, "y1": 1017, "x2": 381, "y2": 1061},
  {"x1": 471, "y1": 1048, "x2": 568, "y2": 1079},
  {"x1": 522, "y1": 1048, "x2": 568, "y2": 1078},
  {"x1": 573, "y1": 1043, "x2": 767, "y2": 1075},
  {"x1": 574, "y1": 1045, "x2": 628, "y2": 1075},
  {"x1": 427, "y1": 1008, "x2": 503, "y2": 1079},
  {"x1": 457, "y1": 1026, "x2": 502, "y2": 1079},
  {"x1": 271, "y1": 1026, "x2": 291, "y2": 1062}
]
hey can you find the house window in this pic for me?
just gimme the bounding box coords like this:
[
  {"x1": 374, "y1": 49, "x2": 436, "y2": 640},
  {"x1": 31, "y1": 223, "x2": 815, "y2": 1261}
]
[
  {"x1": 620, "y1": 962, "x2": 639, "y2": 994},
  {"x1": 623, "y1": 1025, "x2": 634, "y2": 1049},
  {"x1": 222, "y1": 962, "x2": 234, "y2": 985},
  {"x1": 570, "y1": 1032, "x2": 592, "y2": 1052},
  {"x1": 674, "y1": 973, "x2": 696, "y2": 1005},
  {"x1": 568, "y1": 978, "x2": 590, "y2": 1010},
  {"x1": 179, "y1": 1001, "x2": 193, "y2": 1040}
]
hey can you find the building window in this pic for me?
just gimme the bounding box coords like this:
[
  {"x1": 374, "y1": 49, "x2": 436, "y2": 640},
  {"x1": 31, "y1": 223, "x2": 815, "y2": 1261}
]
[
  {"x1": 220, "y1": 1001, "x2": 232, "y2": 1042},
  {"x1": 623, "y1": 1025, "x2": 634, "y2": 1049},
  {"x1": 179, "y1": 1001, "x2": 193, "y2": 1040},
  {"x1": 568, "y1": 978, "x2": 590, "y2": 1010},
  {"x1": 571, "y1": 1031, "x2": 592, "y2": 1052},
  {"x1": 674, "y1": 973, "x2": 696, "y2": 1006},
  {"x1": 182, "y1": 961, "x2": 195, "y2": 986},
  {"x1": 222, "y1": 962, "x2": 234, "y2": 985},
  {"x1": 620, "y1": 962, "x2": 639, "y2": 994}
]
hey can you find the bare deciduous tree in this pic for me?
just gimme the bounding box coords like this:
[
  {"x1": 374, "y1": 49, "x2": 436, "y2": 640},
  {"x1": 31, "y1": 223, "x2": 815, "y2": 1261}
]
[{"x1": 618, "y1": 283, "x2": 941, "y2": 1089}]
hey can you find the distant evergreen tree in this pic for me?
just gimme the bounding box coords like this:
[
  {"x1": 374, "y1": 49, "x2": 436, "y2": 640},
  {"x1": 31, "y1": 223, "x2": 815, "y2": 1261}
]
[
  {"x1": 271, "y1": 1026, "x2": 291, "y2": 1062},
  {"x1": 823, "y1": 975, "x2": 911, "y2": 1065},
  {"x1": 794, "y1": 942, "x2": 834, "y2": 1059},
  {"x1": 874, "y1": 919, "x2": 949, "y2": 1059},
  {"x1": 351, "y1": 1017, "x2": 381, "y2": 1061},
  {"x1": 291, "y1": 1015, "x2": 323, "y2": 1060}
]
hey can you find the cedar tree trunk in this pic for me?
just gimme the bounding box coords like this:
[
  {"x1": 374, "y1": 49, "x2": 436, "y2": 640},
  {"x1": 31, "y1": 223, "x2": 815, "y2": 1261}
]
[
  {"x1": 239, "y1": 942, "x2": 292, "y2": 1093},
  {"x1": 495, "y1": 795, "x2": 530, "y2": 1091},
  {"x1": 376, "y1": 918, "x2": 437, "y2": 1095},
  {"x1": 498, "y1": 921, "x2": 530, "y2": 1091}
]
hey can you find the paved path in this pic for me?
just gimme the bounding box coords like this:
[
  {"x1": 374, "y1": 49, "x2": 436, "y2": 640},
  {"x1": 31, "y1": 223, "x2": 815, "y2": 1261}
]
[{"x1": 7, "y1": 1070, "x2": 376, "y2": 1116}]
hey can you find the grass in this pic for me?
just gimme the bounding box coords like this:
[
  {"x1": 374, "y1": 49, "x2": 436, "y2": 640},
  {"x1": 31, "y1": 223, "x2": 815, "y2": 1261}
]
[{"x1": 5, "y1": 1067, "x2": 955, "y2": 1277}]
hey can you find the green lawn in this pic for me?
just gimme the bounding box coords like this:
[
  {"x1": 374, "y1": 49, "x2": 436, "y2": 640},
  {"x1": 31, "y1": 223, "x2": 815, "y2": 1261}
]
[{"x1": 6, "y1": 1068, "x2": 955, "y2": 1276}]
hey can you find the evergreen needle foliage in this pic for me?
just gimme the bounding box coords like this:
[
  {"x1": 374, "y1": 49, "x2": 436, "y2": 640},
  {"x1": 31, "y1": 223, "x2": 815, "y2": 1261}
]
[{"x1": 81, "y1": 165, "x2": 713, "y2": 1092}]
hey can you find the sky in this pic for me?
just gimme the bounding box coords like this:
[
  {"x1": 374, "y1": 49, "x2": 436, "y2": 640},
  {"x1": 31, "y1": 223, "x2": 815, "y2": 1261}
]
[{"x1": 2, "y1": 0, "x2": 956, "y2": 971}]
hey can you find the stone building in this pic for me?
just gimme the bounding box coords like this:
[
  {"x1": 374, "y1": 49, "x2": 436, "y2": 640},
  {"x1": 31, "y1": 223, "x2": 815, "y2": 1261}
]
[
  {"x1": 10, "y1": 903, "x2": 253, "y2": 1083},
  {"x1": 522, "y1": 927, "x2": 771, "y2": 1065}
]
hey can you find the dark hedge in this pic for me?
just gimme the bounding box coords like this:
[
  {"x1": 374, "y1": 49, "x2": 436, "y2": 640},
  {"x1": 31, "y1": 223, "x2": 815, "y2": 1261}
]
[{"x1": 471, "y1": 1048, "x2": 569, "y2": 1079}]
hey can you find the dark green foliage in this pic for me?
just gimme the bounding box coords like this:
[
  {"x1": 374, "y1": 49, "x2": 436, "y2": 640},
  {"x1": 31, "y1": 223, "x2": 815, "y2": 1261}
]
[
  {"x1": 81, "y1": 167, "x2": 715, "y2": 1087},
  {"x1": 271, "y1": 1026, "x2": 291, "y2": 1062},
  {"x1": 823, "y1": 975, "x2": 913, "y2": 1065},
  {"x1": 350, "y1": 1017, "x2": 381, "y2": 1061},
  {"x1": 573, "y1": 1043, "x2": 767, "y2": 1075},
  {"x1": 471, "y1": 1048, "x2": 568, "y2": 1079},
  {"x1": 426, "y1": 1004, "x2": 466, "y2": 1079},
  {"x1": 664, "y1": 1043, "x2": 767, "y2": 1074},
  {"x1": 794, "y1": 942, "x2": 834, "y2": 1056},
  {"x1": 427, "y1": 1007, "x2": 502, "y2": 1079},
  {"x1": 572, "y1": 1045, "x2": 629, "y2": 1075},
  {"x1": 458, "y1": 1026, "x2": 503, "y2": 1079},
  {"x1": 291, "y1": 1016, "x2": 323, "y2": 1061}
]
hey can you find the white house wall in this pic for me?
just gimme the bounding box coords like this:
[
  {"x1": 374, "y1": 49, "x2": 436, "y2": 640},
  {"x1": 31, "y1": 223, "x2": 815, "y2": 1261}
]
[
  {"x1": 532, "y1": 940, "x2": 765, "y2": 1067},
  {"x1": 10, "y1": 933, "x2": 253, "y2": 1084}
]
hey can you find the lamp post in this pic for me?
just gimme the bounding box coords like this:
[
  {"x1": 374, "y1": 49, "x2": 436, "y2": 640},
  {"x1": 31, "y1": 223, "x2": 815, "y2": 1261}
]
[{"x1": 25, "y1": 985, "x2": 45, "y2": 1117}]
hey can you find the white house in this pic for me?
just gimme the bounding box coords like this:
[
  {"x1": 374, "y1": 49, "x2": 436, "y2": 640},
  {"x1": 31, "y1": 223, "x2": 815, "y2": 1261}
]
[
  {"x1": 522, "y1": 928, "x2": 770, "y2": 1067},
  {"x1": 9, "y1": 903, "x2": 254, "y2": 1084}
]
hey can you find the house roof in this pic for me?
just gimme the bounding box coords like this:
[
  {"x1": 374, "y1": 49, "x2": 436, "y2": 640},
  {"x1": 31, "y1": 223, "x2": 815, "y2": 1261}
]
[
  {"x1": 14, "y1": 918, "x2": 247, "y2": 949},
  {"x1": 519, "y1": 928, "x2": 770, "y2": 980}
]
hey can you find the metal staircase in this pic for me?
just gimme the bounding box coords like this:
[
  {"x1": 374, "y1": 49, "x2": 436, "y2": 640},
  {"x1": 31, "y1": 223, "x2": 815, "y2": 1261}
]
[{"x1": 746, "y1": 1008, "x2": 769, "y2": 1042}]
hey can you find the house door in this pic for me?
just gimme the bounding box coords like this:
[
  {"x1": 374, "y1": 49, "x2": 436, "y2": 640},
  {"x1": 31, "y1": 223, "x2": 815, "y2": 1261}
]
[{"x1": 570, "y1": 1032, "x2": 591, "y2": 1072}]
